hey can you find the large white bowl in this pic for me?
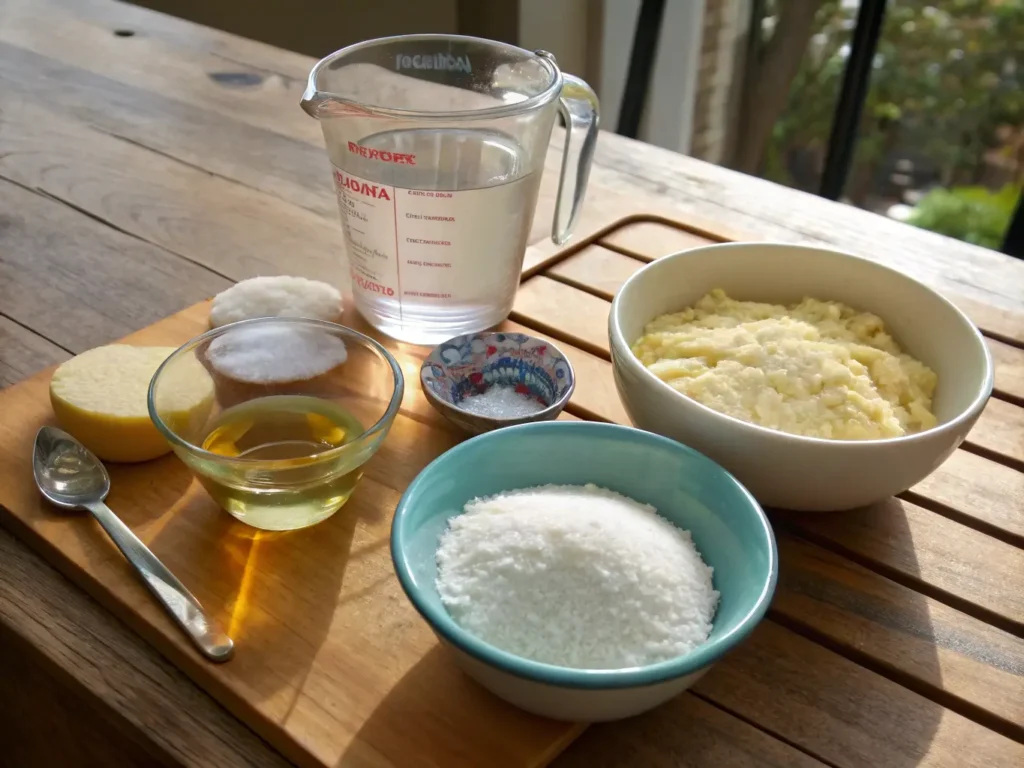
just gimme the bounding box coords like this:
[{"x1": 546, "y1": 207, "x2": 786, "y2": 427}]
[{"x1": 608, "y1": 242, "x2": 994, "y2": 511}]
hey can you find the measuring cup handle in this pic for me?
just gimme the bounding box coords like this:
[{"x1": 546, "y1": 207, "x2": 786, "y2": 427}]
[{"x1": 552, "y1": 74, "x2": 600, "y2": 245}]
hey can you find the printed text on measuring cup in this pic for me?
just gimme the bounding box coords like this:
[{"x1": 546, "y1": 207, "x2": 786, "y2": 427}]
[
  {"x1": 333, "y1": 167, "x2": 534, "y2": 310},
  {"x1": 347, "y1": 142, "x2": 417, "y2": 165},
  {"x1": 395, "y1": 53, "x2": 472, "y2": 73}
]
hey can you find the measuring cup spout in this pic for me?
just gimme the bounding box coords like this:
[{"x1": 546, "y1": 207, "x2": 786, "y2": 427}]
[
  {"x1": 300, "y1": 71, "x2": 338, "y2": 120},
  {"x1": 300, "y1": 93, "x2": 326, "y2": 119}
]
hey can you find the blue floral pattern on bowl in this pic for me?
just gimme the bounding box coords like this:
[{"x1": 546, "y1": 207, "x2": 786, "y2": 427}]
[{"x1": 421, "y1": 332, "x2": 576, "y2": 434}]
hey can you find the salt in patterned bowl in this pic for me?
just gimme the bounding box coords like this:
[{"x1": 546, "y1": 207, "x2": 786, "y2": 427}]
[{"x1": 421, "y1": 331, "x2": 576, "y2": 434}]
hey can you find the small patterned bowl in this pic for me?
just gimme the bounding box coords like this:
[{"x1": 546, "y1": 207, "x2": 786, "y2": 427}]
[{"x1": 421, "y1": 331, "x2": 576, "y2": 434}]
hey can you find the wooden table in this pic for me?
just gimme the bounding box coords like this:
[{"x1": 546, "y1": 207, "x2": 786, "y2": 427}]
[{"x1": 2, "y1": 1, "x2": 1023, "y2": 766}]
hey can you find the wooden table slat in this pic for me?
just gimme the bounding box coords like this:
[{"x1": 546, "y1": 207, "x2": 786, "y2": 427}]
[
  {"x1": 0, "y1": 95, "x2": 347, "y2": 286},
  {"x1": 967, "y1": 399, "x2": 1024, "y2": 471},
  {"x1": 0, "y1": 37, "x2": 338, "y2": 218},
  {"x1": 694, "y1": 621, "x2": 1024, "y2": 768},
  {"x1": 557, "y1": 692, "x2": 828, "y2": 768},
  {"x1": 989, "y1": 338, "x2": 1024, "y2": 404},
  {"x1": 0, "y1": 317, "x2": 71, "y2": 389},
  {"x1": 779, "y1": 500, "x2": 1024, "y2": 637},
  {"x1": 546, "y1": 244, "x2": 645, "y2": 300},
  {"x1": 908, "y1": 449, "x2": 1024, "y2": 547},
  {"x1": 511, "y1": 276, "x2": 612, "y2": 359},
  {"x1": 599, "y1": 219, "x2": 729, "y2": 260},
  {"x1": 774, "y1": 536, "x2": 1024, "y2": 740},
  {"x1": 0, "y1": 0, "x2": 325, "y2": 147},
  {"x1": 0, "y1": 177, "x2": 229, "y2": 352},
  {"x1": 44, "y1": 0, "x2": 317, "y2": 82}
]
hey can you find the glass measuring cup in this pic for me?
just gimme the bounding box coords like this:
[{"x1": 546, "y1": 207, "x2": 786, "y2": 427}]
[{"x1": 301, "y1": 35, "x2": 599, "y2": 345}]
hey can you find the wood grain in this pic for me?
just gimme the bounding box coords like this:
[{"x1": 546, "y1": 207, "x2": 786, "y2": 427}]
[
  {"x1": 556, "y1": 693, "x2": 827, "y2": 768},
  {"x1": 0, "y1": 178, "x2": 229, "y2": 353},
  {"x1": 778, "y1": 499, "x2": 1024, "y2": 637},
  {"x1": 908, "y1": 449, "x2": 1024, "y2": 545},
  {"x1": 0, "y1": 0, "x2": 324, "y2": 148},
  {"x1": 0, "y1": 619, "x2": 166, "y2": 768},
  {"x1": 694, "y1": 621, "x2": 1024, "y2": 768},
  {"x1": 546, "y1": 244, "x2": 645, "y2": 299},
  {"x1": 0, "y1": 95, "x2": 346, "y2": 285},
  {"x1": 0, "y1": 303, "x2": 581, "y2": 768},
  {"x1": 773, "y1": 536, "x2": 1024, "y2": 739},
  {"x1": 0, "y1": 317, "x2": 70, "y2": 388},
  {"x1": 967, "y1": 398, "x2": 1024, "y2": 471},
  {"x1": 0, "y1": 528, "x2": 290, "y2": 768},
  {"x1": 989, "y1": 339, "x2": 1024, "y2": 403},
  {"x1": 45, "y1": 0, "x2": 317, "y2": 84},
  {"x1": 0, "y1": 38, "x2": 337, "y2": 218},
  {"x1": 600, "y1": 218, "x2": 729, "y2": 259},
  {"x1": 944, "y1": 294, "x2": 1024, "y2": 347},
  {"x1": 512, "y1": 276, "x2": 611, "y2": 358}
]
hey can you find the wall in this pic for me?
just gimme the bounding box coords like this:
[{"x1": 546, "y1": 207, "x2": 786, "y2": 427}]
[
  {"x1": 691, "y1": 0, "x2": 750, "y2": 165},
  {"x1": 517, "y1": 0, "x2": 595, "y2": 80},
  {"x1": 596, "y1": 0, "x2": 705, "y2": 155},
  {"x1": 130, "y1": 0, "x2": 460, "y2": 58},
  {"x1": 132, "y1": 0, "x2": 710, "y2": 158}
]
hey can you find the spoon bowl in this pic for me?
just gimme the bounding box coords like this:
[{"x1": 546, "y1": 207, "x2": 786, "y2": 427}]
[{"x1": 33, "y1": 426, "x2": 111, "y2": 509}]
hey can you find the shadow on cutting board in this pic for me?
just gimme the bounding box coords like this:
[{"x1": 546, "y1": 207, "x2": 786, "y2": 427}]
[
  {"x1": 341, "y1": 643, "x2": 582, "y2": 768},
  {"x1": 134, "y1": 465, "x2": 358, "y2": 705}
]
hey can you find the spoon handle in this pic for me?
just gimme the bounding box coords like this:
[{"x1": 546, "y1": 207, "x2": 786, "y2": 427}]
[{"x1": 84, "y1": 501, "x2": 234, "y2": 663}]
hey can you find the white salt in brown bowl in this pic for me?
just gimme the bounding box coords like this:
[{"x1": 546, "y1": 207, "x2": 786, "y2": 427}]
[
  {"x1": 391, "y1": 421, "x2": 776, "y2": 721},
  {"x1": 608, "y1": 242, "x2": 994, "y2": 511}
]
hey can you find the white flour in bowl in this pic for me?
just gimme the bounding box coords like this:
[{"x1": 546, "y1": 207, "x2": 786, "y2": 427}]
[{"x1": 435, "y1": 484, "x2": 719, "y2": 669}]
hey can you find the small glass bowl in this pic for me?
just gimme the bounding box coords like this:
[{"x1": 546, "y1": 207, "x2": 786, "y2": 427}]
[{"x1": 148, "y1": 317, "x2": 403, "y2": 531}]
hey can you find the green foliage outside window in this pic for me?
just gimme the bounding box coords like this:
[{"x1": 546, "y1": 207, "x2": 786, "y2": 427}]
[
  {"x1": 752, "y1": 0, "x2": 1024, "y2": 250},
  {"x1": 906, "y1": 185, "x2": 1021, "y2": 250}
]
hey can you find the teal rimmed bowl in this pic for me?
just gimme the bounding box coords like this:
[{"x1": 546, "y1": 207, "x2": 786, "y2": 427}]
[{"x1": 391, "y1": 421, "x2": 777, "y2": 721}]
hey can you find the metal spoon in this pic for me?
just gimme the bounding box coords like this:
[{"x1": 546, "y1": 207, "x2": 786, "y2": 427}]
[{"x1": 33, "y1": 426, "x2": 234, "y2": 663}]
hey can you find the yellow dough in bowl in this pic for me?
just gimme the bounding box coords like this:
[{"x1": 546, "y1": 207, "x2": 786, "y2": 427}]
[{"x1": 49, "y1": 345, "x2": 215, "y2": 463}]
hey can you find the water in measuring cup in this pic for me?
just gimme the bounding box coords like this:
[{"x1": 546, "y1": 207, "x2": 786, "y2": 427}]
[{"x1": 330, "y1": 128, "x2": 542, "y2": 345}]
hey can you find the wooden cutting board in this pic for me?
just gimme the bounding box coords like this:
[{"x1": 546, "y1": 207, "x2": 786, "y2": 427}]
[
  {"x1": 0, "y1": 211, "x2": 698, "y2": 768},
  {"x1": 0, "y1": 299, "x2": 587, "y2": 768}
]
